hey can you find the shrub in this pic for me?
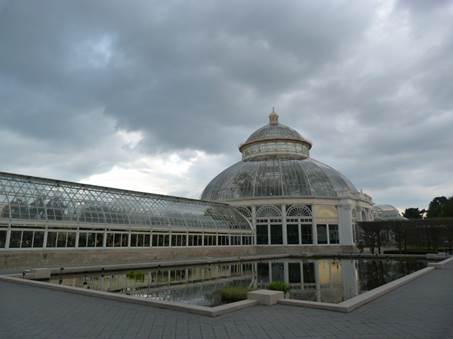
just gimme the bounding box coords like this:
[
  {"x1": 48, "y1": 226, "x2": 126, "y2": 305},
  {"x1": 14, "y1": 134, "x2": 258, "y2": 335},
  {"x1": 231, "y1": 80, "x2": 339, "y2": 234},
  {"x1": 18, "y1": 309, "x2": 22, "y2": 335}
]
[
  {"x1": 126, "y1": 271, "x2": 145, "y2": 282},
  {"x1": 218, "y1": 287, "x2": 249, "y2": 302},
  {"x1": 268, "y1": 281, "x2": 290, "y2": 294}
]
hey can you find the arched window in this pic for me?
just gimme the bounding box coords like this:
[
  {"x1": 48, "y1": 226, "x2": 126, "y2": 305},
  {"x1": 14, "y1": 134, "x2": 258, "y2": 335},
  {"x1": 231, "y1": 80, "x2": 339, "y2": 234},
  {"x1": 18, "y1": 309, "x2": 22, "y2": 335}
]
[
  {"x1": 287, "y1": 205, "x2": 312, "y2": 217},
  {"x1": 256, "y1": 205, "x2": 282, "y2": 218},
  {"x1": 286, "y1": 204, "x2": 313, "y2": 245}
]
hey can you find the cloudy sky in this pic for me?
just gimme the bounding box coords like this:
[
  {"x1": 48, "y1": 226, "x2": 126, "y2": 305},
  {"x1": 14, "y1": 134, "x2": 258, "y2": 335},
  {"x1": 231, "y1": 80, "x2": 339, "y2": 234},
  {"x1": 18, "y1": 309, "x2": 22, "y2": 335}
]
[{"x1": 1, "y1": 0, "x2": 452, "y2": 209}]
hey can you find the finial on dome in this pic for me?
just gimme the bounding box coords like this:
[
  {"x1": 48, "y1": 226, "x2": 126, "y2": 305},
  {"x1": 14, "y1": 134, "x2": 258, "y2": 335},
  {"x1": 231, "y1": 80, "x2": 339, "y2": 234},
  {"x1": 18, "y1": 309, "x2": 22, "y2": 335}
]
[{"x1": 269, "y1": 107, "x2": 279, "y2": 125}]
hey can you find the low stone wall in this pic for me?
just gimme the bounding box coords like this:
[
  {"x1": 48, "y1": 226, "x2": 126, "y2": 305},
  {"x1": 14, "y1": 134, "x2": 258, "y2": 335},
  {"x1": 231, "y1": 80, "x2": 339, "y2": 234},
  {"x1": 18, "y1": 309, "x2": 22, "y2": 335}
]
[
  {"x1": 255, "y1": 245, "x2": 356, "y2": 256},
  {"x1": 0, "y1": 247, "x2": 258, "y2": 271},
  {"x1": 0, "y1": 245, "x2": 356, "y2": 271}
]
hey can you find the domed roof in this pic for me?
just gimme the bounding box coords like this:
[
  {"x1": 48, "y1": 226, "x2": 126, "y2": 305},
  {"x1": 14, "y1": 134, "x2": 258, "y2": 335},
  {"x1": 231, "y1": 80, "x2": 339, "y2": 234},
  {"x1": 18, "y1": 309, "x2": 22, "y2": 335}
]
[
  {"x1": 201, "y1": 158, "x2": 358, "y2": 202},
  {"x1": 239, "y1": 110, "x2": 312, "y2": 160},
  {"x1": 244, "y1": 122, "x2": 305, "y2": 144}
]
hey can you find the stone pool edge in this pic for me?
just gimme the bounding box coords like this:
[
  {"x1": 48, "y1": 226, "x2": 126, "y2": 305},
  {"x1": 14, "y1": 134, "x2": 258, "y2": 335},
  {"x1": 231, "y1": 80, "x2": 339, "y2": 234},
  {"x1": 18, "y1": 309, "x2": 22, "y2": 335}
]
[
  {"x1": 0, "y1": 274, "x2": 258, "y2": 317},
  {"x1": 1, "y1": 255, "x2": 449, "y2": 317},
  {"x1": 278, "y1": 265, "x2": 435, "y2": 313},
  {"x1": 428, "y1": 255, "x2": 453, "y2": 269}
]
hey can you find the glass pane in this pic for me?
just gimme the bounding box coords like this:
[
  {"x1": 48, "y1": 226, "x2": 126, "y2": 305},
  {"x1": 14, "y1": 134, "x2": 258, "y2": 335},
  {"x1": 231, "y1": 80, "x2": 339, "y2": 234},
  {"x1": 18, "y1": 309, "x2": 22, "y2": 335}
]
[
  {"x1": 67, "y1": 232, "x2": 76, "y2": 247},
  {"x1": 301, "y1": 225, "x2": 313, "y2": 244},
  {"x1": 287, "y1": 224, "x2": 299, "y2": 244},
  {"x1": 106, "y1": 233, "x2": 114, "y2": 247},
  {"x1": 33, "y1": 231, "x2": 44, "y2": 248},
  {"x1": 121, "y1": 233, "x2": 129, "y2": 247},
  {"x1": 138, "y1": 234, "x2": 144, "y2": 247},
  {"x1": 0, "y1": 231, "x2": 6, "y2": 248},
  {"x1": 78, "y1": 233, "x2": 87, "y2": 247},
  {"x1": 10, "y1": 231, "x2": 21, "y2": 248},
  {"x1": 271, "y1": 263, "x2": 284, "y2": 281},
  {"x1": 87, "y1": 233, "x2": 95, "y2": 247},
  {"x1": 317, "y1": 224, "x2": 328, "y2": 244},
  {"x1": 131, "y1": 234, "x2": 137, "y2": 247},
  {"x1": 57, "y1": 232, "x2": 67, "y2": 247},
  {"x1": 256, "y1": 225, "x2": 268, "y2": 245},
  {"x1": 289, "y1": 263, "x2": 301, "y2": 283},
  {"x1": 114, "y1": 233, "x2": 121, "y2": 247},
  {"x1": 47, "y1": 232, "x2": 57, "y2": 248},
  {"x1": 271, "y1": 225, "x2": 283, "y2": 245},
  {"x1": 329, "y1": 224, "x2": 339, "y2": 244},
  {"x1": 95, "y1": 233, "x2": 103, "y2": 247},
  {"x1": 303, "y1": 262, "x2": 315, "y2": 283},
  {"x1": 257, "y1": 262, "x2": 269, "y2": 285},
  {"x1": 22, "y1": 231, "x2": 33, "y2": 248}
]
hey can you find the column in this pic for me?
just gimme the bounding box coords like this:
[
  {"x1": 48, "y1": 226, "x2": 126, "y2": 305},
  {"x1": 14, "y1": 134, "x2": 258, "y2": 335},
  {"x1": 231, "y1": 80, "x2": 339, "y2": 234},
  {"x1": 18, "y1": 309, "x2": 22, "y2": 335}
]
[
  {"x1": 267, "y1": 221, "x2": 271, "y2": 245},
  {"x1": 5, "y1": 225, "x2": 11, "y2": 249},
  {"x1": 251, "y1": 206, "x2": 257, "y2": 244},
  {"x1": 251, "y1": 206, "x2": 256, "y2": 230},
  {"x1": 338, "y1": 200, "x2": 354, "y2": 245},
  {"x1": 281, "y1": 204, "x2": 287, "y2": 245},
  {"x1": 102, "y1": 230, "x2": 107, "y2": 248},
  {"x1": 74, "y1": 228, "x2": 79, "y2": 248},
  {"x1": 312, "y1": 205, "x2": 318, "y2": 245}
]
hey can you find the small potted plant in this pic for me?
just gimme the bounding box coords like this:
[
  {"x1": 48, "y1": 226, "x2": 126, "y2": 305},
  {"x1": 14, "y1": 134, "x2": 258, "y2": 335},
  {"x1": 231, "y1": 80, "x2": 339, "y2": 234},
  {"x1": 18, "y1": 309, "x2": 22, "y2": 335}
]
[{"x1": 267, "y1": 281, "x2": 290, "y2": 297}]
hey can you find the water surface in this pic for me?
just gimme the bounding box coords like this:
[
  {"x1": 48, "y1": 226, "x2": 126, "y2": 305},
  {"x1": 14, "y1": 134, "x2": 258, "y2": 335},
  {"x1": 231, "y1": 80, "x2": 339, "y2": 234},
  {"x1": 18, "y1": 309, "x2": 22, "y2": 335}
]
[{"x1": 48, "y1": 258, "x2": 426, "y2": 306}]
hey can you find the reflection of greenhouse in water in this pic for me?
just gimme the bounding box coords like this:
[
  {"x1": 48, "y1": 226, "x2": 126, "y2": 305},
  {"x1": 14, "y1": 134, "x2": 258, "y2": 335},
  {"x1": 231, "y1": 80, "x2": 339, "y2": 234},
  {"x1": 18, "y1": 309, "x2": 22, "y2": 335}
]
[{"x1": 48, "y1": 259, "x2": 403, "y2": 305}]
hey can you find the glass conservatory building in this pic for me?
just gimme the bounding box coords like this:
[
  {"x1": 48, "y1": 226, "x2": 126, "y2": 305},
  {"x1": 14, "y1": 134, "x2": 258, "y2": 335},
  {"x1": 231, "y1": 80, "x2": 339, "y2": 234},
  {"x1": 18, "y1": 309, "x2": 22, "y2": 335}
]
[
  {"x1": 0, "y1": 111, "x2": 373, "y2": 254},
  {"x1": 202, "y1": 110, "x2": 373, "y2": 248},
  {"x1": 0, "y1": 172, "x2": 253, "y2": 250}
]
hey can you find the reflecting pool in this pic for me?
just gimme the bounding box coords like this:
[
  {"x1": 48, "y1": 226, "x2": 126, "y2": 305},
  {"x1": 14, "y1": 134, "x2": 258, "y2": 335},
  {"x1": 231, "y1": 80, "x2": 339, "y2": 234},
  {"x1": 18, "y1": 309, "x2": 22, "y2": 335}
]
[{"x1": 48, "y1": 258, "x2": 426, "y2": 306}]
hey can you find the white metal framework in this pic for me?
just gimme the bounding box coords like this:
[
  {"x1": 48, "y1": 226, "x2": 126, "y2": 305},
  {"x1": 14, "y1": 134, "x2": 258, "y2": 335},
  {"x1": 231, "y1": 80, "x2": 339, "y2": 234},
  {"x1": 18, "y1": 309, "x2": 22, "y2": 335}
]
[{"x1": 0, "y1": 172, "x2": 253, "y2": 250}]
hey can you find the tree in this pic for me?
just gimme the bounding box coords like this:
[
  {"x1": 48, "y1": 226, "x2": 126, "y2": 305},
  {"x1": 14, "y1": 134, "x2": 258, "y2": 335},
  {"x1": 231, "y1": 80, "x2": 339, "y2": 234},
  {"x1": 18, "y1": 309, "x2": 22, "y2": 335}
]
[
  {"x1": 403, "y1": 208, "x2": 423, "y2": 219},
  {"x1": 427, "y1": 196, "x2": 448, "y2": 218},
  {"x1": 441, "y1": 196, "x2": 453, "y2": 217}
]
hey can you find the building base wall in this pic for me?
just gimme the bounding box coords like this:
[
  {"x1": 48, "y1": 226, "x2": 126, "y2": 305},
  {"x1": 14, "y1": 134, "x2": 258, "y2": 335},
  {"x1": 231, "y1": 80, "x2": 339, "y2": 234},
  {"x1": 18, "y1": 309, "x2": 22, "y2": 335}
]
[
  {"x1": 0, "y1": 245, "x2": 356, "y2": 271},
  {"x1": 254, "y1": 245, "x2": 356, "y2": 256}
]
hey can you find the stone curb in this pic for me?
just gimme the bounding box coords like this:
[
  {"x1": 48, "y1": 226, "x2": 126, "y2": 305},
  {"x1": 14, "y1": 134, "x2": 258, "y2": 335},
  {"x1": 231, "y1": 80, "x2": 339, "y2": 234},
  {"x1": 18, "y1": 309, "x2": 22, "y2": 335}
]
[
  {"x1": 0, "y1": 274, "x2": 257, "y2": 317},
  {"x1": 279, "y1": 266, "x2": 435, "y2": 313},
  {"x1": 428, "y1": 256, "x2": 453, "y2": 269}
]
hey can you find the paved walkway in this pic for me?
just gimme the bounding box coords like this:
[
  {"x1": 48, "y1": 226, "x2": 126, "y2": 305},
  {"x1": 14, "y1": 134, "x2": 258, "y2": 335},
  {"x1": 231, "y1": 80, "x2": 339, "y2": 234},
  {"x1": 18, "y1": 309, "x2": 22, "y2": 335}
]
[{"x1": 1, "y1": 264, "x2": 453, "y2": 339}]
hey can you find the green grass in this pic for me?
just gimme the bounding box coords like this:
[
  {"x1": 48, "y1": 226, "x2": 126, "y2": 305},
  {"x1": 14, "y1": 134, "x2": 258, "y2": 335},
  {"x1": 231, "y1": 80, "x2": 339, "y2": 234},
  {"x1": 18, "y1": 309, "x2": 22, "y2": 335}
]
[{"x1": 268, "y1": 281, "x2": 290, "y2": 293}]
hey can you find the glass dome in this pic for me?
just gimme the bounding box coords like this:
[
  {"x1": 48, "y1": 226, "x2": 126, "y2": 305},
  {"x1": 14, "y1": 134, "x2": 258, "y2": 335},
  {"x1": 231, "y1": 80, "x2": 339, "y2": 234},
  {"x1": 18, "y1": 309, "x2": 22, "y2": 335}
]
[
  {"x1": 202, "y1": 110, "x2": 359, "y2": 202},
  {"x1": 201, "y1": 158, "x2": 358, "y2": 201},
  {"x1": 239, "y1": 110, "x2": 312, "y2": 161},
  {"x1": 243, "y1": 121, "x2": 305, "y2": 144}
]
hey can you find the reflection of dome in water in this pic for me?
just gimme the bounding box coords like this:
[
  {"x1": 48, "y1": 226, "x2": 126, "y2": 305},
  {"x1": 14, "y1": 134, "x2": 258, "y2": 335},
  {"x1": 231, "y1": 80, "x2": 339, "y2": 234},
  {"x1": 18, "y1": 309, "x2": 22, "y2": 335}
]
[{"x1": 202, "y1": 110, "x2": 358, "y2": 202}]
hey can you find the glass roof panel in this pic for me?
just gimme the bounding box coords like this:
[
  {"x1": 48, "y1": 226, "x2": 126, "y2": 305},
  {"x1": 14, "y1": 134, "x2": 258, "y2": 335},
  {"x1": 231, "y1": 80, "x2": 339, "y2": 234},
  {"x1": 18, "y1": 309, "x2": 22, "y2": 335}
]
[{"x1": 0, "y1": 172, "x2": 251, "y2": 231}]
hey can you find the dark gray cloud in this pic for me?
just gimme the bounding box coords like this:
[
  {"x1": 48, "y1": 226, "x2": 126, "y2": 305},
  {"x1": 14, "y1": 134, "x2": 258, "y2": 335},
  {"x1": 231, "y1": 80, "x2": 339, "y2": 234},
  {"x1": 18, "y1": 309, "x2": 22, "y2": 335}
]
[{"x1": 0, "y1": 0, "x2": 452, "y2": 209}]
